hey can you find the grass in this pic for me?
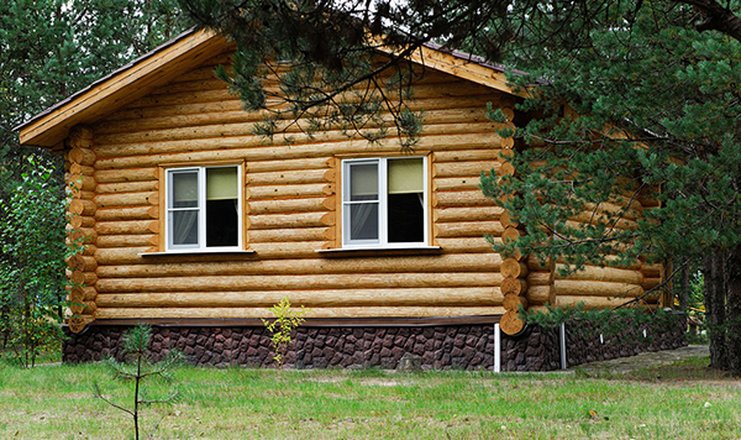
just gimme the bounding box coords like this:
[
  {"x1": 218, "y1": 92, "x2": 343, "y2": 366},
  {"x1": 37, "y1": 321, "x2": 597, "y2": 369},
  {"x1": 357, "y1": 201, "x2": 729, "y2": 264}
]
[{"x1": 0, "y1": 356, "x2": 739, "y2": 439}]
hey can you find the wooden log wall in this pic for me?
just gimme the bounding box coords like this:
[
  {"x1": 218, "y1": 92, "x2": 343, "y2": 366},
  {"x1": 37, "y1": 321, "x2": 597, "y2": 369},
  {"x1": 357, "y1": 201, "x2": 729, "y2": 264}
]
[
  {"x1": 82, "y1": 50, "x2": 518, "y2": 323},
  {"x1": 549, "y1": 194, "x2": 660, "y2": 310},
  {"x1": 490, "y1": 111, "x2": 531, "y2": 336},
  {"x1": 65, "y1": 126, "x2": 98, "y2": 333}
]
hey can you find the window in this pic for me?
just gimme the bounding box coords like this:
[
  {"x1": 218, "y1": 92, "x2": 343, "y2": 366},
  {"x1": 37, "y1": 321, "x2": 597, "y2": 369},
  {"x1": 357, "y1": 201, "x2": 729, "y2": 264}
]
[
  {"x1": 165, "y1": 165, "x2": 242, "y2": 251},
  {"x1": 341, "y1": 157, "x2": 428, "y2": 248}
]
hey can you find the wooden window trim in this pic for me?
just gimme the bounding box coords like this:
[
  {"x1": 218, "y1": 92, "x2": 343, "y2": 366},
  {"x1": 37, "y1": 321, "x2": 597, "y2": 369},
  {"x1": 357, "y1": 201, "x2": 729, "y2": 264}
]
[{"x1": 152, "y1": 159, "x2": 248, "y2": 254}]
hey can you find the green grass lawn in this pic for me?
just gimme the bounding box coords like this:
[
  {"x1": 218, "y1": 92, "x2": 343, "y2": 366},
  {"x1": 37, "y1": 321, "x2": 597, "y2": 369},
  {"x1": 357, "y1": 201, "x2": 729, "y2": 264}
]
[{"x1": 0, "y1": 356, "x2": 739, "y2": 439}]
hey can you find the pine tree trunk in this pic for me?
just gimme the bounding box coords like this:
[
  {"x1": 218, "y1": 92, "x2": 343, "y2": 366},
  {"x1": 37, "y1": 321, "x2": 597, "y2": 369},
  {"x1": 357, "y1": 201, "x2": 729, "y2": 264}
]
[
  {"x1": 679, "y1": 264, "x2": 690, "y2": 311},
  {"x1": 726, "y1": 245, "x2": 741, "y2": 375},
  {"x1": 704, "y1": 250, "x2": 728, "y2": 370}
]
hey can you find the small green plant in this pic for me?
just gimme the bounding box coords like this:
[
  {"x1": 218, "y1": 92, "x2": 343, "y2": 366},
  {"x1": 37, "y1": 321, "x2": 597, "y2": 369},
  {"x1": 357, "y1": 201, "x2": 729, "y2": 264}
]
[
  {"x1": 262, "y1": 297, "x2": 307, "y2": 368},
  {"x1": 93, "y1": 325, "x2": 182, "y2": 440}
]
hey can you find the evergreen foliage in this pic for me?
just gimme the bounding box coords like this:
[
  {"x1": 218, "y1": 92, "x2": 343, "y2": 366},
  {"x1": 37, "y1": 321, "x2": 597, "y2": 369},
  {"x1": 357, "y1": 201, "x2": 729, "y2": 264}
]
[
  {"x1": 179, "y1": 0, "x2": 740, "y2": 374},
  {"x1": 93, "y1": 325, "x2": 182, "y2": 440}
]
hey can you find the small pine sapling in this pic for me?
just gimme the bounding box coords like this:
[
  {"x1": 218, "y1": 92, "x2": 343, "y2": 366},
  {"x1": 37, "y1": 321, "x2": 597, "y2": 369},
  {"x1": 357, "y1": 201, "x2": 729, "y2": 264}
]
[
  {"x1": 93, "y1": 325, "x2": 182, "y2": 440},
  {"x1": 262, "y1": 298, "x2": 307, "y2": 368}
]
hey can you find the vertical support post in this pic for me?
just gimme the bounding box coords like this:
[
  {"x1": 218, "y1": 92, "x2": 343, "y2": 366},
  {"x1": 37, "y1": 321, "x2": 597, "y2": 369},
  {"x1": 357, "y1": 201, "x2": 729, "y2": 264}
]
[
  {"x1": 494, "y1": 323, "x2": 501, "y2": 373},
  {"x1": 559, "y1": 322, "x2": 568, "y2": 370}
]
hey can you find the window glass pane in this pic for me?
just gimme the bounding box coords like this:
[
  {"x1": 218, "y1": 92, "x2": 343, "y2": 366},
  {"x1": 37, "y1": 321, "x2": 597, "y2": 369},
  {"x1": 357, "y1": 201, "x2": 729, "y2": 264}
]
[
  {"x1": 388, "y1": 158, "x2": 423, "y2": 194},
  {"x1": 349, "y1": 163, "x2": 378, "y2": 201},
  {"x1": 207, "y1": 199, "x2": 238, "y2": 247},
  {"x1": 171, "y1": 210, "x2": 198, "y2": 245},
  {"x1": 388, "y1": 193, "x2": 424, "y2": 242},
  {"x1": 207, "y1": 167, "x2": 238, "y2": 200},
  {"x1": 171, "y1": 171, "x2": 198, "y2": 208},
  {"x1": 349, "y1": 203, "x2": 379, "y2": 241}
]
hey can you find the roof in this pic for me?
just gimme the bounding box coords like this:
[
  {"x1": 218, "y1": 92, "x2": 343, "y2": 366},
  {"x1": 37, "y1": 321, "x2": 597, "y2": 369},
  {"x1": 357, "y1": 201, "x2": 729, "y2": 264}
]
[{"x1": 18, "y1": 28, "x2": 526, "y2": 147}]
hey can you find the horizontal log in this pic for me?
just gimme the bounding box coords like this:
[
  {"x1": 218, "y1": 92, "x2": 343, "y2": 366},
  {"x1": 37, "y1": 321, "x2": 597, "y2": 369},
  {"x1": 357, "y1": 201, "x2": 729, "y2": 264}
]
[
  {"x1": 96, "y1": 287, "x2": 503, "y2": 308},
  {"x1": 248, "y1": 197, "x2": 331, "y2": 215},
  {"x1": 249, "y1": 183, "x2": 330, "y2": 200},
  {"x1": 68, "y1": 270, "x2": 97, "y2": 286},
  {"x1": 95, "y1": 247, "x2": 151, "y2": 264},
  {"x1": 557, "y1": 295, "x2": 650, "y2": 309},
  {"x1": 95, "y1": 168, "x2": 158, "y2": 183},
  {"x1": 247, "y1": 157, "x2": 330, "y2": 173},
  {"x1": 433, "y1": 190, "x2": 494, "y2": 207},
  {"x1": 433, "y1": 177, "x2": 480, "y2": 192},
  {"x1": 553, "y1": 280, "x2": 643, "y2": 298},
  {"x1": 94, "y1": 132, "x2": 498, "y2": 169},
  {"x1": 641, "y1": 277, "x2": 662, "y2": 290},
  {"x1": 641, "y1": 263, "x2": 663, "y2": 277},
  {"x1": 433, "y1": 149, "x2": 501, "y2": 163},
  {"x1": 96, "y1": 253, "x2": 504, "y2": 278},
  {"x1": 555, "y1": 264, "x2": 643, "y2": 284},
  {"x1": 526, "y1": 285, "x2": 555, "y2": 305},
  {"x1": 433, "y1": 206, "x2": 503, "y2": 223},
  {"x1": 435, "y1": 237, "x2": 497, "y2": 253},
  {"x1": 250, "y1": 212, "x2": 328, "y2": 230},
  {"x1": 248, "y1": 168, "x2": 329, "y2": 186},
  {"x1": 96, "y1": 234, "x2": 157, "y2": 248},
  {"x1": 69, "y1": 148, "x2": 95, "y2": 166},
  {"x1": 526, "y1": 271, "x2": 553, "y2": 286},
  {"x1": 435, "y1": 221, "x2": 504, "y2": 238},
  {"x1": 95, "y1": 306, "x2": 508, "y2": 320},
  {"x1": 96, "y1": 113, "x2": 502, "y2": 146},
  {"x1": 98, "y1": 106, "x2": 493, "y2": 138},
  {"x1": 434, "y1": 161, "x2": 498, "y2": 178},
  {"x1": 95, "y1": 272, "x2": 504, "y2": 293},
  {"x1": 96, "y1": 220, "x2": 158, "y2": 235},
  {"x1": 96, "y1": 191, "x2": 158, "y2": 208},
  {"x1": 97, "y1": 180, "x2": 157, "y2": 194},
  {"x1": 249, "y1": 227, "x2": 327, "y2": 243},
  {"x1": 96, "y1": 206, "x2": 156, "y2": 221}
]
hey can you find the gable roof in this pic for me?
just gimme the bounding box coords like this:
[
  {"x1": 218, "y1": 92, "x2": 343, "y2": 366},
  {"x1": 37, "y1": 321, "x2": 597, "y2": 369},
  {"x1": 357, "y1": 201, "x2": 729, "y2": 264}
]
[{"x1": 18, "y1": 28, "x2": 524, "y2": 147}]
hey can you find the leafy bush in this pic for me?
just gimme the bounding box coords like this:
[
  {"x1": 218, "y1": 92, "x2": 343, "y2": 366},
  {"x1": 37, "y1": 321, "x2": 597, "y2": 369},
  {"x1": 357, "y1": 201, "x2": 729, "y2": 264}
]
[
  {"x1": 0, "y1": 155, "x2": 74, "y2": 367},
  {"x1": 262, "y1": 298, "x2": 307, "y2": 368}
]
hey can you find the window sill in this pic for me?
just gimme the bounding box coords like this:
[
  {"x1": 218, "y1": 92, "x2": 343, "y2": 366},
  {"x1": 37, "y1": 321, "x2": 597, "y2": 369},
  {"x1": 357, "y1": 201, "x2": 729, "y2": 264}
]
[
  {"x1": 316, "y1": 246, "x2": 442, "y2": 258},
  {"x1": 140, "y1": 250, "x2": 256, "y2": 258}
]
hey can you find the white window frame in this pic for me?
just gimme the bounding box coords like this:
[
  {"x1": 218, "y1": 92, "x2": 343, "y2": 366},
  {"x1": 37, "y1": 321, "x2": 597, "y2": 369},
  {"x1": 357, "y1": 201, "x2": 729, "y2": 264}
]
[
  {"x1": 165, "y1": 164, "x2": 243, "y2": 253},
  {"x1": 341, "y1": 156, "x2": 428, "y2": 249}
]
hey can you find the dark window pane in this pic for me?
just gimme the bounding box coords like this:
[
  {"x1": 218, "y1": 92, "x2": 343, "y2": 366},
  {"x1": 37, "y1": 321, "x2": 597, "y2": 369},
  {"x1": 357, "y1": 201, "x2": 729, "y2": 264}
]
[
  {"x1": 207, "y1": 199, "x2": 238, "y2": 247},
  {"x1": 349, "y1": 203, "x2": 379, "y2": 241},
  {"x1": 388, "y1": 193, "x2": 424, "y2": 242},
  {"x1": 171, "y1": 210, "x2": 198, "y2": 245}
]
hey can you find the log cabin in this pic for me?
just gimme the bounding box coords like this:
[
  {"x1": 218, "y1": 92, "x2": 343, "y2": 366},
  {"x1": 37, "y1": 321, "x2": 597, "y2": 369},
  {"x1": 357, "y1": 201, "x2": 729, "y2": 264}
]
[{"x1": 17, "y1": 28, "x2": 683, "y2": 370}]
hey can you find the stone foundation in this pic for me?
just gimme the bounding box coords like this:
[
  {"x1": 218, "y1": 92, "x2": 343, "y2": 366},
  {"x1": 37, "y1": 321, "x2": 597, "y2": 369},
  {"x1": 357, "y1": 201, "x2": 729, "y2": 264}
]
[{"x1": 63, "y1": 313, "x2": 686, "y2": 371}]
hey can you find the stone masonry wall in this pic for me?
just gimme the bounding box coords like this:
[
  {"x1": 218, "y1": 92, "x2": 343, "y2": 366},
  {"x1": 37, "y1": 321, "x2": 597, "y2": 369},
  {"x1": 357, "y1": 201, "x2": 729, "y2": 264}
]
[{"x1": 63, "y1": 313, "x2": 686, "y2": 371}]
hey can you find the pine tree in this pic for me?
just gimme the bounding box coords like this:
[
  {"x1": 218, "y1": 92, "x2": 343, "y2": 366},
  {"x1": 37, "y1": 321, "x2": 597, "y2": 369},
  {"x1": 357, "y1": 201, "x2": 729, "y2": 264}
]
[{"x1": 178, "y1": 0, "x2": 740, "y2": 374}]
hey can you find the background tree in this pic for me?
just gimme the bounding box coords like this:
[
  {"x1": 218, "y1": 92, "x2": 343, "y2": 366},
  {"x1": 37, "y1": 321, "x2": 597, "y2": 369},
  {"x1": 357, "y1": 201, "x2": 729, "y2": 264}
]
[
  {"x1": 178, "y1": 0, "x2": 740, "y2": 374},
  {"x1": 0, "y1": 0, "x2": 190, "y2": 359}
]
